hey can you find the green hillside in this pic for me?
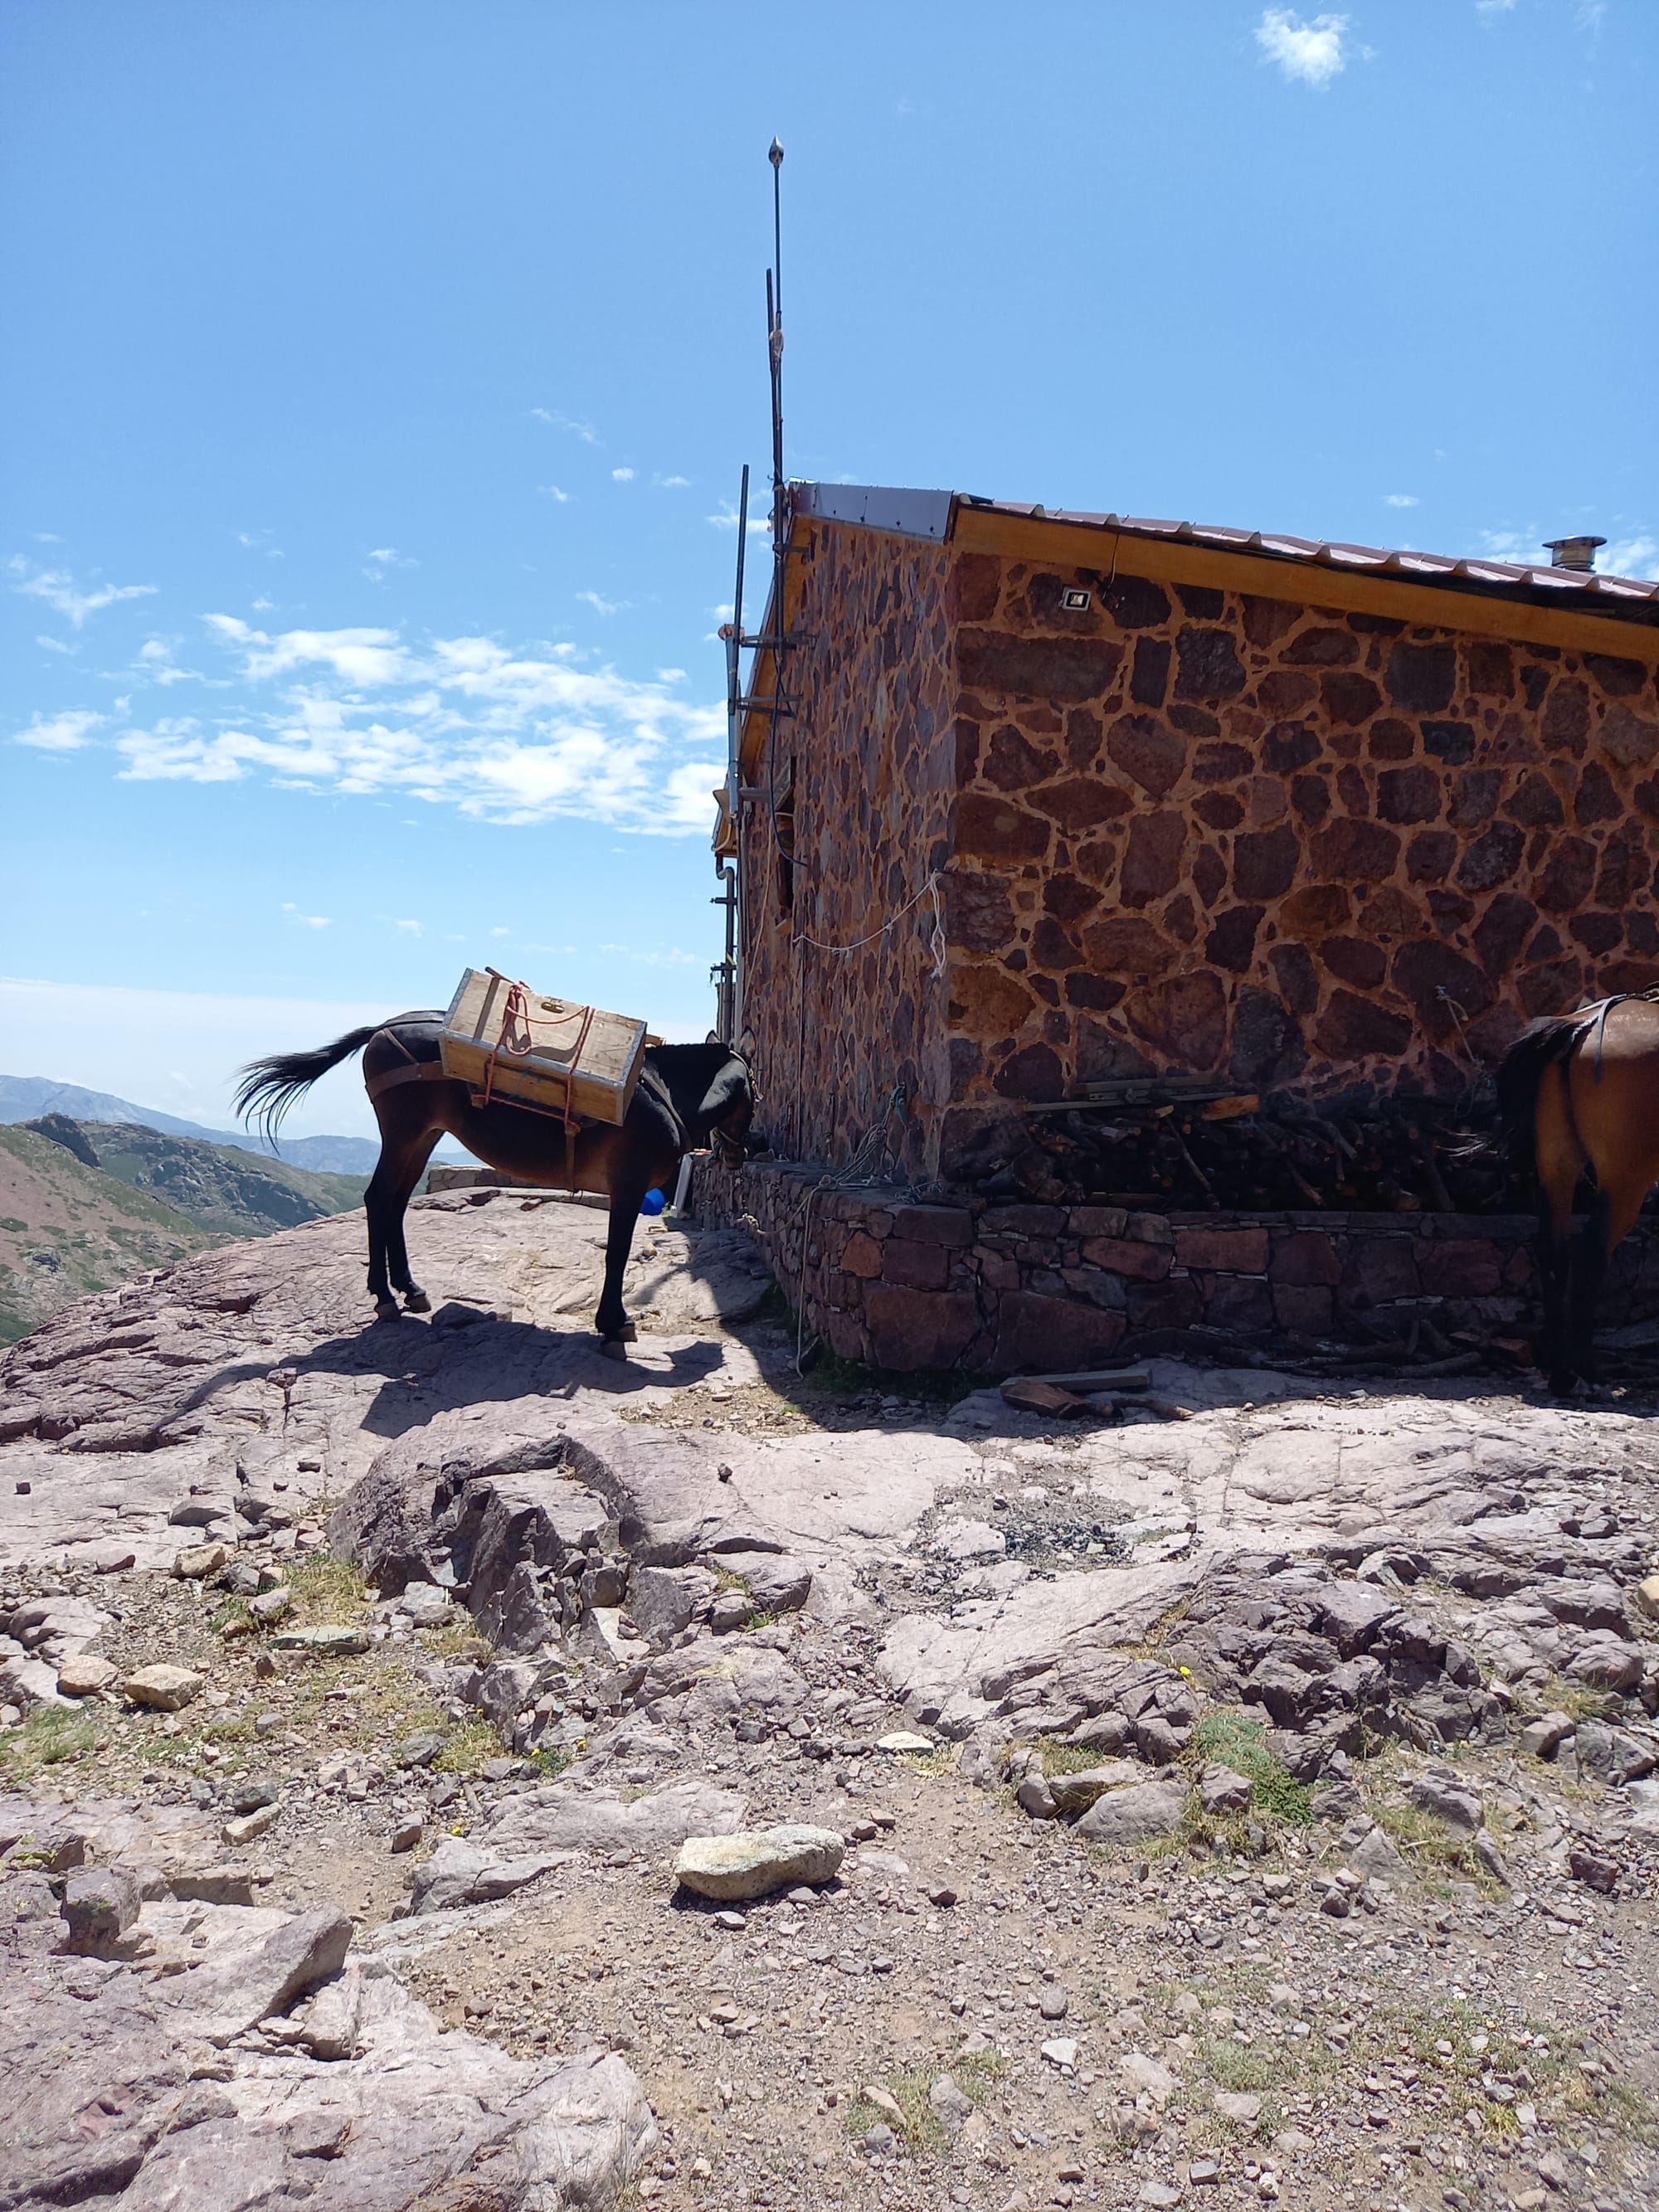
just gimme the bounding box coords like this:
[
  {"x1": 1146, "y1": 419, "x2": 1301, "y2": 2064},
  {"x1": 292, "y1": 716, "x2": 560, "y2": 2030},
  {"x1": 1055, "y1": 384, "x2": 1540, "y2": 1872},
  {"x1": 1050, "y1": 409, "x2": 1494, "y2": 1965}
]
[
  {"x1": 0, "y1": 1124, "x2": 229, "y2": 1346},
  {"x1": 53, "y1": 1120, "x2": 368, "y2": 1238}
]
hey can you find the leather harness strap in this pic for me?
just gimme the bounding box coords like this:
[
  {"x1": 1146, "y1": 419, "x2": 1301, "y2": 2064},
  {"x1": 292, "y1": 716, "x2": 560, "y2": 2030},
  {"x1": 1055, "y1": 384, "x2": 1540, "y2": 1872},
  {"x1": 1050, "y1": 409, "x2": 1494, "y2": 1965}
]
[
  {"x1": 1575, "y1": 986, "x2": 1659, "y2": 1083},
  {"x1": 363, "y1": 1056, "x2": 457, "y2": 1103}
]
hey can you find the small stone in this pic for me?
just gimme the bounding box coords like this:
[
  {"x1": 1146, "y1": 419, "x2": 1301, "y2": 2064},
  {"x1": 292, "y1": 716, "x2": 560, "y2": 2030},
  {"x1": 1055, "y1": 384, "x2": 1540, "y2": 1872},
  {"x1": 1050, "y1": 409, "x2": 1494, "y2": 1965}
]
[
  {"x1": 1120, "y1": 2052, "x2": 1179, "y2": 2106},
  {"x1": 1519, "y1": 1711, "x2": 1574, "y2": 1761},
  {"x1": 928, "y1": 1884, "x2": 958, "y2": 1908},
  {"x1": 1189, "y1": 2157, "x2": 1221, "y2": 2185},
  {"x1": 390, "y1": 1816, "x2": 423, "y2": 1853},
  {"x1": 1567, "y1": 1847, "x2": 1618, "y2": 1894},
  {"x1": 1041, "y1": 2038, "x2": 1079, "y2": 2071},
  {"x1": 226, "y1": 1777, "x2": 280, "y2": 1816},
  {"x1": 929, "y1": 2074, "x2": 973, "y2": 2132},
  {"x1": 173, "y1": 1542, "x2": 230, "y2": 1580},
  {"x1": 55, "y1": 1654, "x2": 117, "y2": 1698},
  {"x1": 1199, "y1": 1763, "x2": 1253, "y2": 1815},
  {"x1": 272, "y1": 1625, "x2": 371, "y2": 1655},
  {"x1": 863, "y1": 2084, "x2": 905, "y2": 2125},
  {"x1": 876, "y1": 1731, "x2": 935, "y2": 1754},
  {"x1": 864, "y1": 2122, "x2": 895, "y2": 2154},
  {"x1": 674, "y1": 1825, "x2": 844, "y2": 1902},
  {"x1": 61, "y1": 1865, "x2": 140, "y2": 1953},
  {"x1": 1139, "y1": 2185, "x2": 1182, "y2": 2207},
  {"x1": 1074, "y1": 1779, "x2": 1187, "y2": 1847},
  {"x1": 1272, "y1": 2128, "x2": 1313, "y2": 2153},
  {"x1": 224, "y1": 1804, "x2": 280, "y2": 1845},
  {"x1": 1410, "y1": 1771, "x2": 1482, "y2": 1833},
  {"x1": 400, "y1": 1583, "x2": 453, "y2": 1626},
  {"x1": 1214, "y1": 2091, "x2": 1262, "y2": 2128},
  {"x1": 1635, "y1": 1573, "x2": 1659, "y2": 1621},
  {"x1": 123, "y1": 1664, "x2": 203, "y2": 1712},
  {"x1": 247, "y1": 1587, "x2": 292, "y2": 1625},
  {"x1": 397, "y1": 1730, "x2": 446, "y2": 1769},
  {"x1": 708, "y1": 1590, "x2": 753, "y2": 1634},
  {"x1": 713, "y1": 1908, "x2": 747, "y2": 1931},
  {"x1": 1039, "y1": 1989, "x2": 1070, "y2": 2020}
]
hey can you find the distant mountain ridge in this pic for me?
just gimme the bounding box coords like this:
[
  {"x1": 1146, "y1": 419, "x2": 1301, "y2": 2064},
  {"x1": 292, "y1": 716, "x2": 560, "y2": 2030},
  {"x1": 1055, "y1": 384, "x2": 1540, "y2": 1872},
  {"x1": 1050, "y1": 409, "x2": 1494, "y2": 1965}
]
[{"x1": 0, "y1": 1074, "x2": 469, "y2": 1173}]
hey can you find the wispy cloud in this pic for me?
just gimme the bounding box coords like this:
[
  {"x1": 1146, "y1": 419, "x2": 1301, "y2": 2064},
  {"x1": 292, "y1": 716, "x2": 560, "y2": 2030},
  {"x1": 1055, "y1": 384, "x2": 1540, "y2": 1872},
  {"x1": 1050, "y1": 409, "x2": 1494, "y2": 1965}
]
[
  {"x1": 576, "y1": 590, "x2": 628, "y2": 616},
  {"x1": 14, "y1": 708, "x2": 105, "y2": 751},
  {"x1": 706, "y1": 501, "x2": 770, "y2": 535},
  {"x1": 659, "y1": 474, "x2": 691, "y2": 489},
  {"x1": 236, "y1": 530, "x2": 285, "y2": 559},
  {"x1": 8, "y1": 557, "x2": 158, "y2": 627},
  {"x1": 364, "y1": 547, "x2": 417, "y2": 580},
  {"x1": 611, "y1": 467, "x2": 635, "y2": 483},
  {"x1": 392, "y1": 917, "x2": 423, "y2": 935},
  {"x1": 55, "y1": 613, "x2": 727, "y2": 835},
  {"x1": 657, "y1": 668, "x2": 686, "y2": 683},
  {"x1": 281, "y1": 903, "x2": 332, "y2": 930},
  {"x1": 1475, "y1": 0, "x2": 1516, "y2": 18},
  {"x1": 530, "y1": 407, "x2": 599, "y2": 445},
  {"x1": 1382, "y1": 493, "x2": 1420, "y2": 508},
  {"x1": 1605, "y1": 534, "x2": 1658, "y2": 581},
  {"x1": 1255, "y1": 8, "x2": 1352, "y2": 88},
  {"x1": 36, "y1": 634, "x2": 76, "y2": 656},
  {"x1": 540, "y1": 485, "x2": 573, "y2": 504}
]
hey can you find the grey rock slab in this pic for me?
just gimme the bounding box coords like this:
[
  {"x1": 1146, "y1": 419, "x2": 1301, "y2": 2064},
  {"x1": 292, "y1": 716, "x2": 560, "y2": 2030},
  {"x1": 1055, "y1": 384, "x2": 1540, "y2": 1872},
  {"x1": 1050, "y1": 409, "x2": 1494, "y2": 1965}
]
[
  {"x1": 879, "y1": 1555, "x2": 1203, "y2": 1733},
  {"x1": 1047, "y1": 1760, "x2": 1141, "y2": 1816},
  {"x1": 408, "y1": 1837, "x2": 572, "y2": 1916},
  {"x1": 1410, "y1": 1770, "x2": 1484, "y2": 1833},
  {"x1": 674, "y1": 1824, "x2": 844, "y2": 1901},
  {"x1": 61, "y1": 1864, "x2": 141, "y2": 1954},
  {"x1": 479, "y1": 1777, "x2": 747, "y2": 1858},
  {"x1": 166, "y1": 1904, "x2": 353, "y2": 2043},
  {"x1": 1073, "y1": 1779, "x2": 1188, "y2": 1847}
]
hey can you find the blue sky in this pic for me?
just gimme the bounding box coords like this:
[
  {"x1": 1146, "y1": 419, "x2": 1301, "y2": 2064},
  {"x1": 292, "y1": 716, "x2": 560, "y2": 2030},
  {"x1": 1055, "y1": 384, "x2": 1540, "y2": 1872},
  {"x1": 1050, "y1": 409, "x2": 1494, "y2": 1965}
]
[{"x1": 3, "y1": 0, "x2": 1654, "y2": 1136}]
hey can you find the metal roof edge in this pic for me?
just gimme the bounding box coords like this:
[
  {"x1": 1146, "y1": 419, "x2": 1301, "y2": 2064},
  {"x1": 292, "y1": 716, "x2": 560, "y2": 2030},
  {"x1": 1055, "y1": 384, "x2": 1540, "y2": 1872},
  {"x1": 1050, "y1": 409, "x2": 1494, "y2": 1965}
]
[{"x1": 791, "y1": 481, "x2": 956, "y2": 542}]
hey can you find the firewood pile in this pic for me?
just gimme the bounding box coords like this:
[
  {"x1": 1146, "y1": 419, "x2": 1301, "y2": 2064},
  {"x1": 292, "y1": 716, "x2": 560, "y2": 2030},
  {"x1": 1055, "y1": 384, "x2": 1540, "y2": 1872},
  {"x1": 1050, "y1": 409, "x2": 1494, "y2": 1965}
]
[{"x1": 982, "y1": 1086, "x2": 1530, "y2": 1216}]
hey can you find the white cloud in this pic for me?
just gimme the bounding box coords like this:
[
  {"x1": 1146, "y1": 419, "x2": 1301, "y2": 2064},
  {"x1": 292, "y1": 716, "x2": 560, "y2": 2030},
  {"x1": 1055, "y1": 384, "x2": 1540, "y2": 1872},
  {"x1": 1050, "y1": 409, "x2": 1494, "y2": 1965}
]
[
  {"x1": 611, "y1": 467, "x2": 635, "y2": 483},
  {"x1": 1475, "y1": 0, "x2": 1516, "y2": 17},
  {"x1": 530, "y1": 407, "x2": 598, "y2": 444},
  {"x1": 1477, "y1": 527, "x2": 1531, "y2": 562},
  {"x1": 657, "y1": 668, "x2": 686, "y2": 683},
  {"x1": 1605, "y1": 534, "x2": 1658, "y2": 581},
  {"x1": 14, "y1": 708, "x2": 105, "y2": 751},
  {"x1": 8, "y1": 557, "x2": 158, "y2": 626},
  {"x1": 36, "y1": 634, "x2": 75, "y2": 655},
  {"x1": 1382, "y1": 493, "x2": 1420, "y2": 508},
  {"x1": 1255, "y1": 8, "x2": 1351, "y2": 87},
  {"x1": 365, "y1": 547, "x2": 417, "y2": 580},
  {"x1": 75, "y1": 614, "x2": 725, "y2": 836},
  {"x1": 280, "y1": 903, "x2": 333, "y2": 930},
  {"x1": 540, "y1": 485, "x2": 573, "y2": 504},
  {"x1": 706, "y1": 501, "x2": 770, "y2": 535},
  {"x1": 251, "y1": 596, "x2": 275, "y2": 612},
  {"x1": 659, "y1": 474, "x2": 691, "y2": 489},
  {"x1": 489, "y1": 926, "x2": 510, "y2": 938},
  {"x1": 577, "y1": 590, "x2": 627, "y2": 616},
  {"x1": 392, "y1": 917, "x2": 423, "y2": 934}
]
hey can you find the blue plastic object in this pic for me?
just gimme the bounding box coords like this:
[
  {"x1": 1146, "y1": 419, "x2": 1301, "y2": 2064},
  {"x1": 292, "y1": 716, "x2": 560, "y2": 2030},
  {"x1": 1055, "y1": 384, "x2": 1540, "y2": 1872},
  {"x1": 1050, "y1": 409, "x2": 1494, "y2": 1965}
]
[{"x1": 639, "y1": 1187, "x2": 666, "y2": 1217}]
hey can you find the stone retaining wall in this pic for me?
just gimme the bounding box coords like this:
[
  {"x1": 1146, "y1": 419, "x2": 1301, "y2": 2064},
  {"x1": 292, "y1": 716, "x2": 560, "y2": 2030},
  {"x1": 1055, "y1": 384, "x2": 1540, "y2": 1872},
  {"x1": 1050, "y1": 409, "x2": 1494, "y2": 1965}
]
[{"x1": 700, "y1": 1158, "x2": 1659, "y2": 1373}]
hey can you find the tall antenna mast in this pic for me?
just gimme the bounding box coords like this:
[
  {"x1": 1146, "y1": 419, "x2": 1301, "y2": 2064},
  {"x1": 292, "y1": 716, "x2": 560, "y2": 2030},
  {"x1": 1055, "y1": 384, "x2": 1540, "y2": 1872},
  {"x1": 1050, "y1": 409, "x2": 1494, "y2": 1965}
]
[{"x1": 767, "y1": 137, "x2": 786, "y2": 555}]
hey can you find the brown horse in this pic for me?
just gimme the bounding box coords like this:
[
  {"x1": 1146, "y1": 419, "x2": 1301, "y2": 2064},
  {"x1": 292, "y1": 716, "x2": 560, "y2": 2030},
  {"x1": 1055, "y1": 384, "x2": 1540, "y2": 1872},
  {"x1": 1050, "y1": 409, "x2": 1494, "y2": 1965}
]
[
  {"x1": 233, "y1": 1011, "x2": 755, "y2": 1349},
  {"x1": 1493, "y1": 994, "x2": 1659, "y2": 1393}
]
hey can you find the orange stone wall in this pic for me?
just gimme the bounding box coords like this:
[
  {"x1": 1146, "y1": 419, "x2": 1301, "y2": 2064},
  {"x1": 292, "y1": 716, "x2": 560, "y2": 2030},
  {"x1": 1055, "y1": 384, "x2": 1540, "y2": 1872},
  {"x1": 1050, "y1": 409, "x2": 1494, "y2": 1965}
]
[
  {"x1": 738, "y1": 521, "x2": 1659, "y2": 1187},
  {"x1": 736, "y1": 524, "x2": 956, "y2": 1181}
]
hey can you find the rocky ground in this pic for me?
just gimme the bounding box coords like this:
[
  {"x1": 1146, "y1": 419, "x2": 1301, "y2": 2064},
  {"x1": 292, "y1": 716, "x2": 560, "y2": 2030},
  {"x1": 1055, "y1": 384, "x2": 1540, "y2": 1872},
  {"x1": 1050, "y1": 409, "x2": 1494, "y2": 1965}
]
[{"x1": 2, "y1": 1185, "x2": 1659, "y2": 2211}]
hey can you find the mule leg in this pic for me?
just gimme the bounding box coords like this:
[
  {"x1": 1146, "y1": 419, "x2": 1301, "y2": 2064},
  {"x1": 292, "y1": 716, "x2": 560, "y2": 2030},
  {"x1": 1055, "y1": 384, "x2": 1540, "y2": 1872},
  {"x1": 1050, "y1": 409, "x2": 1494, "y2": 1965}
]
[
  {"x1": 596, "y1": 1174, "x2": 652, "y2": 1352},
  {"x1": 385, "y1": 1134, "x2": 441, "y2": 1310},
  {"x1": 363, "y1": 1161, "x2": 402, "y2": 1323},
  {"x1": 1569, "y1": 1178, "x2": 1647, "y2": 1388},
  {"x1": 1534, "y1": 1062, "x2": 1587, "y2": 1394}
]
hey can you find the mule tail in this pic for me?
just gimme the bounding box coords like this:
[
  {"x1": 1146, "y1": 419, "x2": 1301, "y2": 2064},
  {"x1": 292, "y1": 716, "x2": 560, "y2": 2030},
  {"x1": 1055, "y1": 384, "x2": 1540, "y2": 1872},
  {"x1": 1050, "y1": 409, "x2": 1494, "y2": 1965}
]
[
  {"x1": 1486, "y1": 1014, "x2": 1588, "y2": 1179},
  {"x1": 234, "y1": 1026, "x2": 382, "y2": 1148}
]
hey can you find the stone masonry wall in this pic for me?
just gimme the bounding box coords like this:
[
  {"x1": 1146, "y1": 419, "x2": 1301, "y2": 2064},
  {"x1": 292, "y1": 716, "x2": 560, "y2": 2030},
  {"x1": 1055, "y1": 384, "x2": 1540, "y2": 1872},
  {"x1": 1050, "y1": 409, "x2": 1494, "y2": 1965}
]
[
  {"x1": 936, "y1": 551, "x2": 1659, "y2": 1179},
  {"x1": 737, "y1": 525, "x2": 956, "y2": 1183},
  {"x1": 701, "y1": 1159, "x2": 1659, "y2": 1376}
]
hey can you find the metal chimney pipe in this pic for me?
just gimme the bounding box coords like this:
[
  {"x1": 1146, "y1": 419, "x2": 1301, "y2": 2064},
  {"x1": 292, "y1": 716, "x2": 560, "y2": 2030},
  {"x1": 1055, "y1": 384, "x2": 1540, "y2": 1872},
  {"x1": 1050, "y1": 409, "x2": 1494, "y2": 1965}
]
[{"x1": 1542, "y1": 535, "x2": 1607, "y2": 573}]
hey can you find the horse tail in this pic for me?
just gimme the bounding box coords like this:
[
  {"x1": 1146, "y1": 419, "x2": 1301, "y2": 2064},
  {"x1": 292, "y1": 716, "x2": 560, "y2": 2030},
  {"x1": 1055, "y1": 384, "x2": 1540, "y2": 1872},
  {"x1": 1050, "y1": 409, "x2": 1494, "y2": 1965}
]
[
  {"x1": 1486, "y1": 1015, "x2": 1586, "y2": 1179},
  {"x1": 233, "y1": 1025, "x2": 382, "y2": 1148}
]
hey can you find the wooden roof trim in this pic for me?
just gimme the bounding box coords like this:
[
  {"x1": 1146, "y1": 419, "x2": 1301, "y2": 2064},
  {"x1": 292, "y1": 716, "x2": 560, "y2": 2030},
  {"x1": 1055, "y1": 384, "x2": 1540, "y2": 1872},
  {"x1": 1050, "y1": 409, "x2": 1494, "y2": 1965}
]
[{"x1": 951, "y1": 507, "x2": 1659, "y2": 664}]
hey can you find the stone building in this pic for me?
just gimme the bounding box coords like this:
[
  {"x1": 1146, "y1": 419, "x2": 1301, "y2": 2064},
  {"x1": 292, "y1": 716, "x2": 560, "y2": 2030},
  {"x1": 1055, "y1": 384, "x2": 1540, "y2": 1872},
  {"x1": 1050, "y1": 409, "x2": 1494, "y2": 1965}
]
[{"x1": 710, "y1": 487, "x2": 1659, "y2": 1370}]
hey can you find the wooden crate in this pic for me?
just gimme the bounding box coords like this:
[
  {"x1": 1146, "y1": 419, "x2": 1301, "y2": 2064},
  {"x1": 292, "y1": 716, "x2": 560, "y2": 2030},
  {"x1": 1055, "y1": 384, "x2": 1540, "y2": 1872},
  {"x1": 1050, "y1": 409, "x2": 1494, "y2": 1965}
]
[{"x1": 437, "y1": 969, "x2": 647, "y2": 1125}]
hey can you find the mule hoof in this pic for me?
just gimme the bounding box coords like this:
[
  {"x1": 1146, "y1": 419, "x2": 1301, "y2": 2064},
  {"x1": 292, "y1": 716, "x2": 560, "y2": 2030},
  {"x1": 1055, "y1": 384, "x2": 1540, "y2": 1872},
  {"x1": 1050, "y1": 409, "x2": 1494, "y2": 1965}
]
[
  {"x1": 616, "y1": 1321, "x2": 638, "y2": 1343},
  {"x1": 373, "y1": 1299, "x2": 403, "y2": 1324},
  {"x1": 403, "y1": 1288, "x2": 432, "y2": 1314},
  {"x1": 599, "y1": 1338, "x2": 630, "y2": 1363}
]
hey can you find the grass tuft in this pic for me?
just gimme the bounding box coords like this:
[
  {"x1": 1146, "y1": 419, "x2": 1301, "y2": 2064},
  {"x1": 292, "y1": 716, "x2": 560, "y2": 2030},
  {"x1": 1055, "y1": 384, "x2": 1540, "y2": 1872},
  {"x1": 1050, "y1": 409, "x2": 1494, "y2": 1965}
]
[
  {"x1": 1190, "y1": 1709, "x2": 1311, "y2": 1827},
  {"x1": 0, "y1": 1704, "x2": 100, "y2": 1781}
]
